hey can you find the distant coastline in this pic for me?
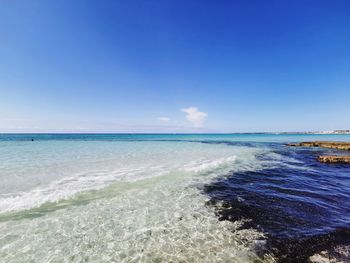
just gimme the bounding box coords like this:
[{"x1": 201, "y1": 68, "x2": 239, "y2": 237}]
[
  {"x1": 268, "y1": 130, "x2": 350, "y2": 135},
  {"x1": 233, "y1": 130, "x2": 350, "y2": 135}
]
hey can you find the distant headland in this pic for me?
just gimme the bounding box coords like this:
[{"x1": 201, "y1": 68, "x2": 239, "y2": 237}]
[
  {"x1": 230, "y1": 130, "x2": 350, "y2": 135},
  {"x1": 272, "y1": 130, "x2": 350, "y2": 135}
]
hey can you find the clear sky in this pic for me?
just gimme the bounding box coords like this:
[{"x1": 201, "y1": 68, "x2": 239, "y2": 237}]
[{"x1": 1, "y1": 0, "x2": 349, "y2": 133}]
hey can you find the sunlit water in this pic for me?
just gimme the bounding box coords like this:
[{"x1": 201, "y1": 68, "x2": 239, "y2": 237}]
[{"x1": 0, "y1": 134, "x2": 349, "y2": 262}]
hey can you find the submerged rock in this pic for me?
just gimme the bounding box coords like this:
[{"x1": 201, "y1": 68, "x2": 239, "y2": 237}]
[
  {"x1": 287, "y1": 141, "x2": 350, "y2": 164},
  {"x1": 309, "y1": 244, "x2": 350, "y2": 263},
  {"x1": 287, "y1": 141, "x2": 350, "y2": 151},
  {"x1": 318, "y1": 156, "x2": 350, "y2": 163}
]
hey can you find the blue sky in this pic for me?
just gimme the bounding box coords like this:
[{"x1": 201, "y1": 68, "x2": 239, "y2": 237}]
[{"x1": 0, "y1": 0, "x2": 349, "y2": 132}]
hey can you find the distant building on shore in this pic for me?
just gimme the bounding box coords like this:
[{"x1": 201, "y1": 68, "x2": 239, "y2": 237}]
[
  {"x1": 305, "y1": 130, "x2": 350, "y2": 134},
  {"x1": 333, "y1": 130, "x2": 350, "y2": 134},
  {"x1": 320, "y1": 130, "x2": 350, "y2": 134}
]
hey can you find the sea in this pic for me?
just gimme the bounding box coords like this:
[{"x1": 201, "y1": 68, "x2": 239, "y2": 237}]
[{"x1": 0, "y1": 133, "x2": 349, "y2": 262}]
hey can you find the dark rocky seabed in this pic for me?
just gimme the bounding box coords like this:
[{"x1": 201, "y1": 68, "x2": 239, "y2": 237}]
[{"x1": 203, "y1": 142, "x2": 350, "y2": 262}]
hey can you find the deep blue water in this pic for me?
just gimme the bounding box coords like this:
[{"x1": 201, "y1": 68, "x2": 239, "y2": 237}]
[{"x1": 204, "y1": 141, "x2": 350, "y2": 262}]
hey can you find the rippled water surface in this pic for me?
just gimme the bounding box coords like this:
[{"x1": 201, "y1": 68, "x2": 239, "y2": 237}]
[{"x1": 0, "y1": 134, "x2": 349, "y2": 262}]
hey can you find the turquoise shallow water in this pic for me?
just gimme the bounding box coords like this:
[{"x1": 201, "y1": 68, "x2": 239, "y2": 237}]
[
  {"x1": 0, "y1": 134, "x2": 349, "y2": 262},
  {"x1": 2, "y1": 133, "x2": 350, "y2": 142}
]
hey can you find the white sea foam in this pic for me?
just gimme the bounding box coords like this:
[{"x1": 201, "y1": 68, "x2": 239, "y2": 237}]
[
  {"x1": 183, "y1": 156, "x2": 237, "y2": 172},
  {"x1": 0, "y1": 156, "x2": 238, "y2": 213},
  {"x1": 0, "y1": 141, "x2": 247, "y2": 213}
]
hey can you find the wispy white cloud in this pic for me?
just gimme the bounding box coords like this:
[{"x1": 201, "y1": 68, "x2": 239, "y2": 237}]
[
  {"x1": 157, "y1": 117, "x2": 171, "y2": 122},
  {"x1": 181, "y1": 107, "x2": 207, "y2": 128}
]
